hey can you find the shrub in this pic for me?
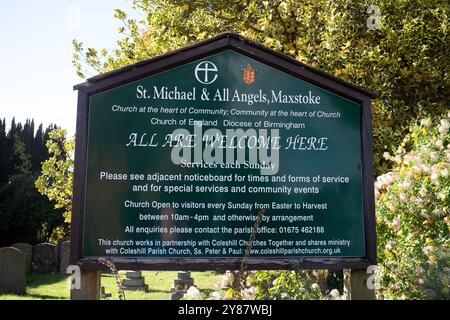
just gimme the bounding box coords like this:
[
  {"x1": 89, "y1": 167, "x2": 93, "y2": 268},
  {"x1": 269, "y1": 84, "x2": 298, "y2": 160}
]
[{"x1": 375, "y1": 112, "x2": 450, "y2": 299}]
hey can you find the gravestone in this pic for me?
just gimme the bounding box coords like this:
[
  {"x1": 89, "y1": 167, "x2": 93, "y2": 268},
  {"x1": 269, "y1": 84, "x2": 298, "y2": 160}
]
[
  {"x1": 121, "y1": 271, "x2": 148, "y2": 291},
  {"x1": 60, "y1": 241, "x2": 70, "y2": 273},
  {"x1": 32, "y1": 243, "x2": 57, "y2": 274},
  {"x1": 56, "y1": 237, "x2": 70, "y2": 270},
  {"x1": 171, "y1": 271, "x2": 194, "y2": 300},
  {"x1": 11, "y1": 243, "x2": 32, "y2": 274},
  {"x1": 0, "y1": 247, "x2": 27, "y2": 294},
  {"x1": 101, "y1": 286, "x2": 112, "y2": 299}
]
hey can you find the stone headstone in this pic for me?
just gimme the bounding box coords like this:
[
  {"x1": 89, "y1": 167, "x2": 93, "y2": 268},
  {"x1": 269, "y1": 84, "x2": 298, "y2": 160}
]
[
  {"x1": 101, "y1": 286, "x2": 112, "y2": 299},
  {"x1": 121, "y1": 270, "x2": 148, "y2": 291},
  {"x1": 11, "y1": 243, "x2": 32, "y2": 274},
  {"x1": 56, "y1": 237, "x2": 70, "y2": 269},
  {"x1": 32, "y1": 243, "x2": 57, "y2": 274},
  {"x1": 0, "y1": 247, "x2": 27, "y2": 294},
  {"x1": 126, "y1": 270, "x2": 142, "y2": 278},
  {"x1": 60, "y1": 240, "x2": 70, "y2": 273},
  {"x1": 171, "y1": 271, "x2": 194, "y2": 300},
  {"x1": 173, "y1": 271, "x2": 194, "y2": 289}
]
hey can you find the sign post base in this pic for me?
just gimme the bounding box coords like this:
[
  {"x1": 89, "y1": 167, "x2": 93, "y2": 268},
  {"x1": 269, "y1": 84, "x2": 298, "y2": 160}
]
[
  {"x1": 70, "y1": 270, "x2": 101, "y2": 300},
  {"x1": 346, "y1": 269, "x2": 375, "y2": 300}
]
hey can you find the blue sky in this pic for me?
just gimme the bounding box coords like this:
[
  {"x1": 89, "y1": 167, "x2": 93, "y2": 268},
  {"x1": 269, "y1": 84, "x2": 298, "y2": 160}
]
[{"x1": 0, "y1": 0, "x2": 135, "y2": 135}]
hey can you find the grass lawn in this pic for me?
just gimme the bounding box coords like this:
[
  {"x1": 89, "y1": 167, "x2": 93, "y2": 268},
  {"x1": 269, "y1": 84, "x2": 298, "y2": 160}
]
[{"x1": 0, "y1": 271, "x2": 224, "y2": 300}]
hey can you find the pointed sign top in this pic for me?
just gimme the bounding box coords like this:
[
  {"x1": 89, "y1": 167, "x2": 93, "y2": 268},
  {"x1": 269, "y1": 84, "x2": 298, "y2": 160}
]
[{"x1": 74, "y1": 32, "x2": 376, "y2": 101}]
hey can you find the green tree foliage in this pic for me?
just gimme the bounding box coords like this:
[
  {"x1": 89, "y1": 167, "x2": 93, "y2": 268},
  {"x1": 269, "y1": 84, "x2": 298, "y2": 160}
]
[
  {"x1": 12, "y1": 134, "x2": 31, "y2": 175},
  {"x1": 0, "y1": 118, "x2": 66, "y2": 246},
  {"x1": 0, "y1": 175, "x2": 64, "y2": 245},
  {"x1": 0, "y1": 118, "x2": 51, "y2": 184},
  {"x1": 35, "y1": 128, "x2": 74, "y2": 224},
  {"x1": 72, "y1": 0, "x2": 449, "y2": 175}
]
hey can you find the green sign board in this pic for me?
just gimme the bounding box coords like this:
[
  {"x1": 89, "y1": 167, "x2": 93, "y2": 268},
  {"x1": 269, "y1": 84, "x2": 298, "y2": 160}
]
[{"x1": 72, "y1": 33, "x2": 376, "y2": 270}]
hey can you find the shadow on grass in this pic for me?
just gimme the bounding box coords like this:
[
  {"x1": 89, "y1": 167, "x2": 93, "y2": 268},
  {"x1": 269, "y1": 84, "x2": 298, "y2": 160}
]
[
  {"x1": 27, "y1": 273, "x2": 69, "y2": 289},
  {"x1": 26, "y1": 293, "x2": 67, "y2": 300},
  {"x1": 145, "y1": 288, "x2": 171, "y2": 294},
  {"x1": 101, "y1": 273, "x2": 119, "y2": 278},
  {"x1": 1, "y1": 292, "x2": 67, "y2": 300}
]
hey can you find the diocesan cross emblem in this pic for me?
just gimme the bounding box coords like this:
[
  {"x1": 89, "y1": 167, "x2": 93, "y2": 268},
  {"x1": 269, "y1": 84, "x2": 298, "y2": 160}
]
[{"x1": 242, "y1": 64, "x2": 257, "y2": 85}]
